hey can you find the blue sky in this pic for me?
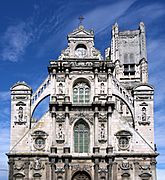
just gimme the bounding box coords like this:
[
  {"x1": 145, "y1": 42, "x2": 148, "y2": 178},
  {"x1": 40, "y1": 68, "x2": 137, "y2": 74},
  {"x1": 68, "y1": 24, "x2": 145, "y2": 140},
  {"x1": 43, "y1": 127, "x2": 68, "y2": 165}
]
[{"x1": 0, "y1": 0, "x2": 165, "y2": 179}]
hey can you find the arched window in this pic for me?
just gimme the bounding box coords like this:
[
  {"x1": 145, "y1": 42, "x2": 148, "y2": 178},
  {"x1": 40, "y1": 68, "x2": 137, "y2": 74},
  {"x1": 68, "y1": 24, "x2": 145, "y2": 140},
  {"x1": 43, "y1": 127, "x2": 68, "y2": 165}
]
[
  {"x1": 33, "y1": 173, "x2": 42, "y2": 180},
  {"x1": 72, "y1": 171, "x2": 91, "y2": 180},
  {"x1": 74, "y1": 120, "x2": 90, "y2": 153},
  {"x1": 73, "y1": 82, "x2": 90, "y2": 104},
  {"x1": 14, "y1": 173, "x2": 25, "y2": 180}
]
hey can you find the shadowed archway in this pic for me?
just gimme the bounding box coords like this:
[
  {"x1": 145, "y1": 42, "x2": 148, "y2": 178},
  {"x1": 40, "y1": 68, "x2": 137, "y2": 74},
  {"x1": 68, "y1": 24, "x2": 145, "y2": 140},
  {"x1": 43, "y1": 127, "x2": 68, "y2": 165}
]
[{"x1": 72, "y1": 171, "x2": 91, "y2": 180}]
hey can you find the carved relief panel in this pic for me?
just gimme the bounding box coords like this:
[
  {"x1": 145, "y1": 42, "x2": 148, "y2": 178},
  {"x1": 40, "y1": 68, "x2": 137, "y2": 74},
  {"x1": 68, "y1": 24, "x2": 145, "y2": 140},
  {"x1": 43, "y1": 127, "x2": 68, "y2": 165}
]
[
  {"x1": 138, "y1": 102, "x2": 150, "y2": 125},
  {"x1": 98, "y1": 113, "x2": 107, "y2": 143},
  {"x1": 14, "y1": 101, "x2": 27, "y2": 125},
  {"x1": 56, "y1": 113, "x2": 65, "y2": 143}
]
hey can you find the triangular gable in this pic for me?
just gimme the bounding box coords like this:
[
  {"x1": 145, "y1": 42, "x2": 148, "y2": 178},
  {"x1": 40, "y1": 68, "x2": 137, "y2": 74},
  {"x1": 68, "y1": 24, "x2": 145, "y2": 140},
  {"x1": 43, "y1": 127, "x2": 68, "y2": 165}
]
[{"x1": 68, "y1": 26, "x2": 94, "y2": 38}]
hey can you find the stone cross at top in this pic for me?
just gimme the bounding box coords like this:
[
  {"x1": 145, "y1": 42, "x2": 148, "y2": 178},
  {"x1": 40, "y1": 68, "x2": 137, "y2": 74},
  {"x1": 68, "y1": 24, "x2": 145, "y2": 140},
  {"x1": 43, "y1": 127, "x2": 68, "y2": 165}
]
[{"x1": 78, "y1": 15, "x2": 84, "y2": 25}]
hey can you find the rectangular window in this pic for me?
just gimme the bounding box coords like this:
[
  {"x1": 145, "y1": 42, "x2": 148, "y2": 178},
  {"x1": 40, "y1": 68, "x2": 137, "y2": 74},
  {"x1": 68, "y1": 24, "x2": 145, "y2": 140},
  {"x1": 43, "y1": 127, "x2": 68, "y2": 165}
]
[{"x1": 124, "y1": 64, "x2": 135, "y2": 75}]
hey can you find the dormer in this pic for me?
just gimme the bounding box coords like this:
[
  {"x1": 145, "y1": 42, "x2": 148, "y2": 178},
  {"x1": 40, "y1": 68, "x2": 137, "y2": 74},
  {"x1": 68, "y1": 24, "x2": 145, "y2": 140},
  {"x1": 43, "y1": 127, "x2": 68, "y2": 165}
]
[{"x1": 58, "y1": 25, "x2": 103, "y2": 60}]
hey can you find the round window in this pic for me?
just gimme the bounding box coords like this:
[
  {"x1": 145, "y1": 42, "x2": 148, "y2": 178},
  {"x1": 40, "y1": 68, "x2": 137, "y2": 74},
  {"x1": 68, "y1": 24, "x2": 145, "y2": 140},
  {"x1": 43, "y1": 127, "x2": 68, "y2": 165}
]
[
  {"x1": 118, "y1": 137, "x2": 129, "y2": 150},
  {"x1": 75, "y1": 44, "x2": 87, "y2": 58},
  {"x1": 34, "y1": 137, "x2": 45, "y2": 150}
]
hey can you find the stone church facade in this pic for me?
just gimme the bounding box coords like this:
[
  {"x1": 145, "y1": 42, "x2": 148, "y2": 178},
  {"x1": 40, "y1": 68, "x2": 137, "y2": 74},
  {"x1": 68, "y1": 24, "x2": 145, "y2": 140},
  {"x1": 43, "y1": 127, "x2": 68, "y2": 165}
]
[{"x1": 8, "y1": 23, "x2": 158, "y2": 180}]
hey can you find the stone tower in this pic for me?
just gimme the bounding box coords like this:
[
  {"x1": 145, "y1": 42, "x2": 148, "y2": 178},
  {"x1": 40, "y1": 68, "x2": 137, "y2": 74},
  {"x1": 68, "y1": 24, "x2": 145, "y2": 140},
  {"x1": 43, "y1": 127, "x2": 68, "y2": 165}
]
[{"x1": 8, "y1": 23, "x2": 158, "y2": 180}]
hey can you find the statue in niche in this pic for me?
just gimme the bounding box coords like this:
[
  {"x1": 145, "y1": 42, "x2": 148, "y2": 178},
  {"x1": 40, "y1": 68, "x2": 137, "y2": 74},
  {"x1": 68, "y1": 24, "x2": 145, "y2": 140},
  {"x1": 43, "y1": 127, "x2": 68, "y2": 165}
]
[
  {"x1": 59, "y1": 83, "x2": 63, "y2": 94},
  {"x1": 31, "y1": 158, "x2": 44, "y2": 170},
  {"x1": 57, "y1": 124, "x2": 64, "y2": 140},
  {"x1": 34, "y1": 158, "x2": 41, "y2": 170},
  {"x1": 100, "y1": 124, "x2": 105, "y2": 139},
  {"x1": 100, "y1": 83, "x2": 105, "y2": 94},
  {"x1": 120, "y1": 101, "x2": 123, "y2": 113},
  {"x1": 18, "y1": 106, "x2": 23, "y2": 121},
  {"x1": 142, "y1": 107, "x2": 146, "y2": 121}
]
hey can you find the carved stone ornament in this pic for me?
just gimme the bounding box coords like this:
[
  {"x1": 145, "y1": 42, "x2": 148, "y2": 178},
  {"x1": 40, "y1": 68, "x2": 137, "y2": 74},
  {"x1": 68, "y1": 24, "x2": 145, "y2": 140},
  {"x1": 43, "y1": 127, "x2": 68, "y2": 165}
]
[
  {"x1": 138, "y1": 107, "x2": 150, "y2": 125},
  {"x1": 56, "y1": 113, "x2": 65, "y2": 122},
  {"x1": 71, "y1": 164, "x2": 92, "y2": 172},
  {"x1": 56, "y1": 123, "x2": 65, "y2": 143},
  {"x1": 57, "y1": 76, "x2": 65, "y2": 82},
  {"x1": 32, "y1": 130, "x2": 48, "y2": 150},
  {"x1": 98, "y1": 167, "x2": 108, "y2": 174},
  {"x1": 30, "y1": 158, "x2": 44, "y2": 170},
  {"x1": 139, "y1": 102, "x2": 148, "y2": 106},
  {"x1": 61, "y1": 47, "x2": 70, "y2": 57},
  {"x1": 16, "y1": 101, "x2": 26, "y2": 106},
  {"x1": 98, "y1": 113, "x2": 107, "y2": 122},
  {"x1": 70, "y1": 113, "x2": 94, "y2": 125},
  {"x1": 98, "y1": 75, "x2": 107, "y2": 82},
  {"x1": 55, "y1": 167, "x2": 65, "y2": 174},
  {"x1": 138, "y1": 164, "x2": 150, "y2": 170},
  {"x1": 14, "y1": 107, "x2": 27, "y2": 125},
  {"x1": 99, "y1": 123, "x2": 107, "y2": 143},
  {"x1": 58, "y1": 83, "x2": 64, "y2": 94},
  {"x1": 70, "y1": 61, "x2": 93, "y2": 67},
  {"x1": 14, "y1": 161, "x2": 25, "y2": 171},
  {"x1": 118, "y1": 160, "x2": 133, "y2": 170}
]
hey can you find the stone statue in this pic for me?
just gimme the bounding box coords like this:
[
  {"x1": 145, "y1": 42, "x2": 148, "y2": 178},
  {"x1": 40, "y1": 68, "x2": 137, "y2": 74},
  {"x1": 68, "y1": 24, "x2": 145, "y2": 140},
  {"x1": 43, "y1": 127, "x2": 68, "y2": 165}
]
[
  {"x1": 58, "y1": 124, "x2": 64, "y2": 139},
  {"x1": 100, "y1": 124, "x2": 105, "y2": 139},
  {"x1": 59, "y1": 83, "x2": 63, "y2": 94},
  {"x1": 142, "y1": 107, "x2": 146, "y2": 121},
  {"x1": 18, "y1": 107, "x2": 23, "y2": 121}
]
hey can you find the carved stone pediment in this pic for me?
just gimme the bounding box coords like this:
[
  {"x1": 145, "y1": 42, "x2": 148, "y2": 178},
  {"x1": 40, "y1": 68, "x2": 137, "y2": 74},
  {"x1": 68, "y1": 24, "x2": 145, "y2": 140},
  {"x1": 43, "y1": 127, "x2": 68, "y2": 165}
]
[
  {"x1": 14, "y1": 161, "x2": 25, "y2": 171},
  {"x1": 98, "y1": 113, "x2": 107, "y2": 122},
  {"x1": 68, "y1": 25, "x2": 94, "y2": 38},
  {"x1": 57, "y1": 76, "x2": 65, "y2": 82},
  {"x1": 70, "y1": 113, "x2": 94, "y2": 125},
  {"x1": 98, "y1": 75, "x2": 107, "y2": 82},
  {"x1": 139, "y1": 164, "x2": 150, "y2": 170},
  {"x1": 71, "y1": 164, "x2": 92, "y2": 172},
  {"x1": 56, "y1": 113, "x2": 65, "y2": 122},
  {"x1": 118, "y1": 161, "x2": 133, "y2": 170},
  {"x1": 55, "y1": 167, "x2": 65, "y2": 174},
  {"x1": 16, "y1": 101, "x2": 26, "y2": 106},
  {"x1": 70, "y1": 61, "x2": 93, "y2": 67},
  {"x1": 139, "y1": 102, "x2": 148, "y2": 106}
]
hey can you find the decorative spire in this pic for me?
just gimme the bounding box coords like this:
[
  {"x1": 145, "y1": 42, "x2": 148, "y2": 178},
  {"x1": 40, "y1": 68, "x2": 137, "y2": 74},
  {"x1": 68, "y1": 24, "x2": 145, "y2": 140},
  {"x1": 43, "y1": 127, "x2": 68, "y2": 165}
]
[{"x1": 78, "y1": 15, "x2": 84, "y2": 26}]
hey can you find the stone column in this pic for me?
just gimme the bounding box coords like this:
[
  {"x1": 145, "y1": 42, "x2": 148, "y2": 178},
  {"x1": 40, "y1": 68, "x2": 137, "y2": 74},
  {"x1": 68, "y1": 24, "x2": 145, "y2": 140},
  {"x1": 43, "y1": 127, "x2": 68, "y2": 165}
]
[
  {"x1": 107, "y1": 110, "x2": 112, "y2": 146},
  {"x1": 64, "y1": 160, "x2": 69, "y2": 180},
  {"x1": 51, "y1": 68, "x2": 57, "y2": 147},
  {"x1": 65, "y1": 68, "x2": 69, "y2": 96},
  {"x1": 134, "y1": 161, "x2": 139, "y2": 180},
  {"x1": 107, "y1": 68, "x2": 112, "y2": 96},
  {"x1": 107, "y1": 158, "x2": 113, "y2": 180},
  {"x1": 51, "y1": 159, "x2": 56, "y2": 180},
  {"x1": 94, "y1": 158, "x2": 99, "y2": 180},
  {"x1": 52, "y1": 108, "x2": 56, "y2": 146},
  {"x1": 65, "y1": 106, "x2": 69, "y2": 146},
  {"x1": 24, "y1": 159, "x2": 29, "y2": 180},
  {"x1": 52, "y1": 69, "x2": 57, "y2": 95},
  {"x1": 112, "y1": 162, "x2": 117, "y2": 180},
  {"x1": 94, "y1": 68, "x2": 98, "y2": 97},
  {"x1": 94, "y1": 107, "x2": 99, "y2": 146},
  {"x1": 8, "y1": 158, "x2": 14, "y2": 180},
  {"x1": 46, "y1": 161, "x2": 50, "y2": 180},
  {"x1": 151, "y1": 159, "x2": 157, "y2": 180}
]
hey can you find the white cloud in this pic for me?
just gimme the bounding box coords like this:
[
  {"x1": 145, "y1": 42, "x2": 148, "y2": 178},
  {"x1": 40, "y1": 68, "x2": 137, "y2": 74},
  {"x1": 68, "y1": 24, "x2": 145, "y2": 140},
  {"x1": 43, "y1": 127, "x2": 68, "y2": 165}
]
[
  {"x1": 157, "y1": 169, "x2": 165, "y2": 180},
  {"x1": 84, "y1": 0, "x2": 136, "y2": 34},
  {"x1": 1, "y1": 22, "x2": 33, "y2": 62},
  {"x1": 0, "y1": 91, "x2": 10, "y2": 102},
  {"x1": 0, "y1": 128, "x2": 10, "y2": 176},
  {"x1": 118, "y1": 2, "x2": 165, "y2": 26}
]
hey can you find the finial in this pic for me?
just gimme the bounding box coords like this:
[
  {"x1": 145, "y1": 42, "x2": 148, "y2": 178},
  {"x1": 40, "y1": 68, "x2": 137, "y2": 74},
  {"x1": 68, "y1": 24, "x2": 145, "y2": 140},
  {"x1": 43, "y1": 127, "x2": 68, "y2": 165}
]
[{"x1": 78, "y1": 15, "x2": 84, "y2": 26}]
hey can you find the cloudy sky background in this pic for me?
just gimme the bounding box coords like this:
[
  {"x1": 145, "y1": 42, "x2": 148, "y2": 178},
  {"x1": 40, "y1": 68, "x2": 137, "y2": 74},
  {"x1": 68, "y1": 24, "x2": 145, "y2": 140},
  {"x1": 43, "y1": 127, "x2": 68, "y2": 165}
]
[{"x1": 0, "y1": 0, "x2": 165, "y2": 179}]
